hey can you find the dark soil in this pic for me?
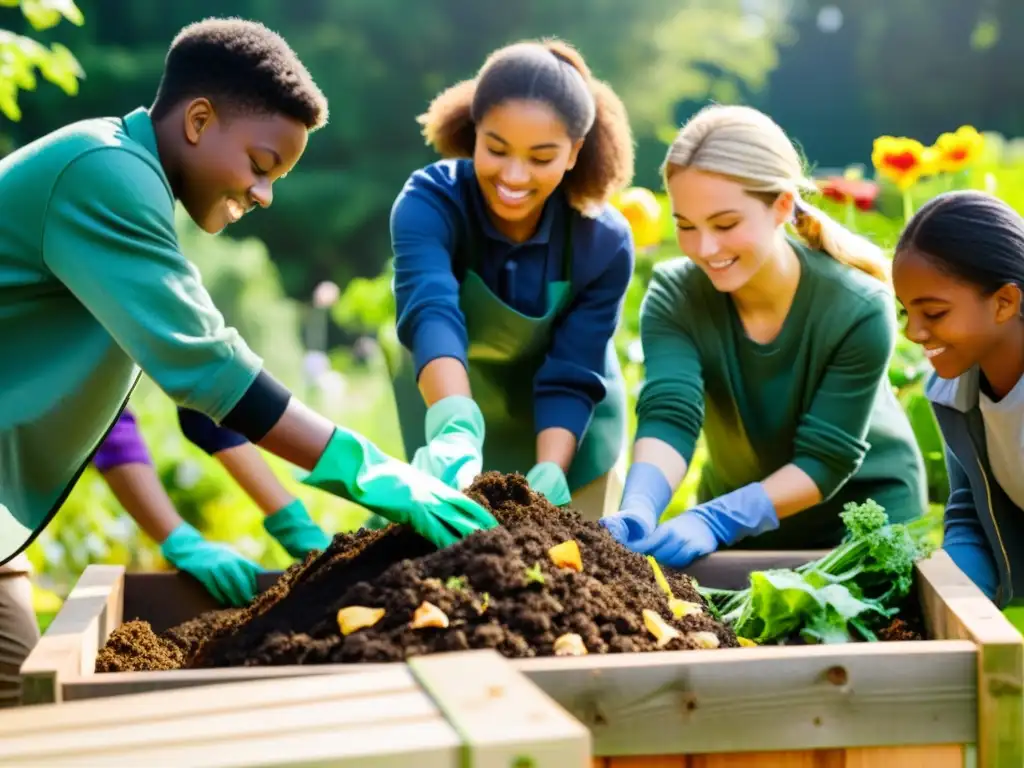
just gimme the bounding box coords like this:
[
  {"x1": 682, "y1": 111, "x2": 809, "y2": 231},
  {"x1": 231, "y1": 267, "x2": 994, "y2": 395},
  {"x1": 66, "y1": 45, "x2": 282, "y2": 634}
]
[{"x1": 97, "y1": 472, "x2": 739, "y2": 672}]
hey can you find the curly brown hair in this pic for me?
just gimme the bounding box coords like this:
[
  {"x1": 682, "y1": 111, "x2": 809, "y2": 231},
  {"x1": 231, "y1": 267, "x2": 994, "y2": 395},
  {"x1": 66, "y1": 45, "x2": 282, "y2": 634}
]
[{"x1": 417, "y1": 39, "x2": 634, "y2": 214}]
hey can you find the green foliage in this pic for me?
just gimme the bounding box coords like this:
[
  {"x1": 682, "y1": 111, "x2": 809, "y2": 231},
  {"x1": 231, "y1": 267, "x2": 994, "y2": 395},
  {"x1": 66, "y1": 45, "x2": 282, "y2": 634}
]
[{"x1": 0, "y1": 0, "x2": 84, "y2": 121}]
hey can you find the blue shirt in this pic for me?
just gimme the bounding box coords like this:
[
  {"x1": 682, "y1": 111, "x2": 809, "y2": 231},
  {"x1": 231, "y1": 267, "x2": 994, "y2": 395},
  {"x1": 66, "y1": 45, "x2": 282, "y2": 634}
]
[{"x1": 390, "y1": 158, "x2": 634, "y2": 441}]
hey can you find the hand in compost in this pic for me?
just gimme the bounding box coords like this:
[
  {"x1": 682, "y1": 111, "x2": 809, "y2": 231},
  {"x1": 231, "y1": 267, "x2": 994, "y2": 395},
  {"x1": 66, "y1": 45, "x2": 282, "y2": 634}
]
[
  {"x1": 263, "y1": 499, "x2": 331, "y2": 559},
  {"x1": 160, "y1": 522, "x2": 263, "y2": 607},
  {"x1": 600, "y1": 462, "x2": 672, "y2": 546},
  {"x1": 302, "y1": 426, "x2": 498, "y2": 548},
  {"x1": 526, "y1": 462, "x2": 571, "y2": 506}
]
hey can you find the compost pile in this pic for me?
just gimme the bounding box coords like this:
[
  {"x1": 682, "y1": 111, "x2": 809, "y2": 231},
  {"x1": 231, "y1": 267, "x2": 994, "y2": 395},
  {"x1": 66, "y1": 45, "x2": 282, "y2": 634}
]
[{"x1": 96, "y1": 472, "x2": 738, "y2": 673}]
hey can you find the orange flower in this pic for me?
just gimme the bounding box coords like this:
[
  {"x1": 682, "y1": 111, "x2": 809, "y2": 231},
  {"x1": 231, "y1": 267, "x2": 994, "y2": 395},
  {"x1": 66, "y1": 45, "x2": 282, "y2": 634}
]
[
  {"x1": 611, "y1": 187, "x2": 663, "y2": 249},
  {"x1": 932, "y1": 125, "x2": 985, "y2": 173},
  {"x1": 871, "y1": 136, "x2": 934, "y2": 190},
  {"x1": 818, "y1": 176, "x2": 879, "y2": 212}
]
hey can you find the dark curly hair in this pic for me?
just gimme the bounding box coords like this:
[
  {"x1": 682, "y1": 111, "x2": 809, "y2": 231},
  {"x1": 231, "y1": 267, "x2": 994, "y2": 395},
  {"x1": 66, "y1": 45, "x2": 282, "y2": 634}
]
[
  {"x1": 150, "y1": 17, "x2": 328, "y2": 131},
  {"x1": 417, "y1": 38, "x2": 634, "y2": 213}
]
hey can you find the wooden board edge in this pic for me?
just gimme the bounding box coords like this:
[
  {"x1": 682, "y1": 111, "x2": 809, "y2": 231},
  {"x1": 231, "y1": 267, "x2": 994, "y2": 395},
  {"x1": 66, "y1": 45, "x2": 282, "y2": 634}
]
[
  {"x1": 409, "y1": 649, "x2": 592, "y2": 767},
  {"x1": 19, "y1": 564, "x2": 125, "y2": 705},
  {"x1": 916, "y1": 550, "x2": 1023, "y2": 768}
]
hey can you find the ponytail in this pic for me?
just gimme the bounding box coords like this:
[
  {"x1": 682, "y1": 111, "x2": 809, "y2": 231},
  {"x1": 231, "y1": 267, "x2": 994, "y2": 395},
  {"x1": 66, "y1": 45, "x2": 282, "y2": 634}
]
[{"x1": 792, "y1": 199, "x2": 891, "y2": 284}]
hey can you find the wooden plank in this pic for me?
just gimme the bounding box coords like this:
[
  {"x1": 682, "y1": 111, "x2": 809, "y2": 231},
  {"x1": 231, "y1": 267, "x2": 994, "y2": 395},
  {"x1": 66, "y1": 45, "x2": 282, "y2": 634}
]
[
  {"x1": 917, "y1": 551, "x2": 1024, "y2": 768},
  {"x1": 514, "y1": 641, "x2": 976, "y2": 756},
  {"x1": 690, "y1": 752, "x2": 842, "y2": 767},
  {"x1": 408, "y1": 649, "x2": 592, "y2": 767},
  {"x1": 0, "y1": 667, "x2": 463, "y2": 767},
  {"x1": 19, "y1": 564, "x2": 124, "y2": 705},
  {"x1": 843, "y1": 745, "x2": 965, "y2": 767}
]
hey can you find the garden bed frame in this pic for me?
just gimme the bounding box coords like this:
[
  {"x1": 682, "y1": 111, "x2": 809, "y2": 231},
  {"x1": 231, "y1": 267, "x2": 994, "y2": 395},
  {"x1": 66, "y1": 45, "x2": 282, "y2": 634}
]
[{"x1": 20, "y1": 549, "x2": 1024, "y2": 767}]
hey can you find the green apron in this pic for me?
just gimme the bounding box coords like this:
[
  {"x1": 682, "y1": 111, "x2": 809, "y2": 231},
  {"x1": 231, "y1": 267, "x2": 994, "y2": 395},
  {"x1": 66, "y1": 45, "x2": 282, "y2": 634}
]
[{"x1": 388, "y1": 209, "x2": 627, "y2": 493}]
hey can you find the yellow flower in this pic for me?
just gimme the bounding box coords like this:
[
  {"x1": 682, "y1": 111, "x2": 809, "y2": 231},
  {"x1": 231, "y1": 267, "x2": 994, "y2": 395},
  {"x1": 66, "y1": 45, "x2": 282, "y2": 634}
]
[
  {"x1": 871, "y1": 136, "x2": 932, "y2": 190},
  {"x1": 611, "y1": 187, "x2": 663, "y2": 249},
  {"x1": 932, "y1": 125, "x2": 985, "y2": 173}
]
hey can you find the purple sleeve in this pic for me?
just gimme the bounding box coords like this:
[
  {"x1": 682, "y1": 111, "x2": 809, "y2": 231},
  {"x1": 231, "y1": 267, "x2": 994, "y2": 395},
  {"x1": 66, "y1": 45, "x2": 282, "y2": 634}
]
[{"x1": 93, "y1": 409, "x2": 153, "y2": 472}]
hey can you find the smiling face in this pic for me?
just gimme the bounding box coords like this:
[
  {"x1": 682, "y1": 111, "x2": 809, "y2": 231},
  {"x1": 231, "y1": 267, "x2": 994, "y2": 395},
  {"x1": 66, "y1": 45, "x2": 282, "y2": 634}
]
[
  {"x1": 472, "y1": 99, "x2": 582, "y2": 239},
  {"x1": 893, "y1": 247, "x2": 1022, "y2": 380},
  {"x1": 177, "y1": 98, "x2": 308, "y2": 234},
  {"x1": 666, "y1": 167, "x2": 792, "y2": 293}
]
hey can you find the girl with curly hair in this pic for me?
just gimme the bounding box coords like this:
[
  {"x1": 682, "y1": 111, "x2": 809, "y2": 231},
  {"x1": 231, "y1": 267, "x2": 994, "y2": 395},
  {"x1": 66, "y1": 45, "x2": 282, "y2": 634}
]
[{"x1": 388, "y1": 39, "x2": 636, "y2": 520}]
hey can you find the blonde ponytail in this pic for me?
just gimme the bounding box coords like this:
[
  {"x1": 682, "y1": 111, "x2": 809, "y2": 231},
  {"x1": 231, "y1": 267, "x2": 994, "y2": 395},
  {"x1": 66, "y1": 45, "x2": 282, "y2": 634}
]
[
  {"x1": 791, "y1": 201, "x2": 891, "y2": 284},
  {"x1": 663, "y1": 104, "x2": 890, "y2": 285}
]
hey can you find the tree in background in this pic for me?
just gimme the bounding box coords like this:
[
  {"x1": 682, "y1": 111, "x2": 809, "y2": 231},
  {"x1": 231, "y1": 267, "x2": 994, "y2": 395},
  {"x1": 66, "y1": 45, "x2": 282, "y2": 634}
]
[{"x1": 0, "y1": 0, "x2": 84, "y2": 121}]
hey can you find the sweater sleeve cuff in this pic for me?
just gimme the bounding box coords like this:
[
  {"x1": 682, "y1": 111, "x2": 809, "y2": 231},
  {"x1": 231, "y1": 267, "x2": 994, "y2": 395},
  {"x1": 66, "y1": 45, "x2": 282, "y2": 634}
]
[
  {"x1": 412, "y1": 320, "x2": 468, "y2": 378},
  {"x1": 535, "y1": 394, "x2": 593, "y2": 442},
  {"x1": 792, "y1": 455, "x2": 844, "y2": 501},
  {"x1": 635, "y1": 420, "x2": 697, "y2": 466},
  {"x1": 220, "y1": 369, "x2": 292, "y2": 442}
]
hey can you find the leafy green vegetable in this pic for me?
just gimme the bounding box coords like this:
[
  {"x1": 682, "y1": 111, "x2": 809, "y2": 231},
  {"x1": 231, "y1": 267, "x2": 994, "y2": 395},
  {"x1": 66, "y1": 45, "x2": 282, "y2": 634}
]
[{"x1": 700, "y1": 499, "x2": 936, "y2": 645}]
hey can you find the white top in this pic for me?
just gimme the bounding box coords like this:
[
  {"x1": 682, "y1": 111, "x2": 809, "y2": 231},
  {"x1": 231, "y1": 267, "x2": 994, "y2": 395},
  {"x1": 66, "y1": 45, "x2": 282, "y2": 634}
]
[{"x1": 979, "y1": 372, "x2": 1024, "y2": 510}]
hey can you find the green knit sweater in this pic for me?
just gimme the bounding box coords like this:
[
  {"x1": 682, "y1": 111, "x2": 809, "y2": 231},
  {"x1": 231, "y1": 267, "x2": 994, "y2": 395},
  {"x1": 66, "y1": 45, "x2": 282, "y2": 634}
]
[{"x1": 635, "y1": 240, "x2": 927, "y2": 548}]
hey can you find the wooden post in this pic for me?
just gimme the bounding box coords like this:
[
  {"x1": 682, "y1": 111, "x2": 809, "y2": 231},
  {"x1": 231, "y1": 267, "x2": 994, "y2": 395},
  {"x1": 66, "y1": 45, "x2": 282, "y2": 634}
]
[
  {"x1": 917, "y1": 550, "x2": 1024, "y2": 767},
  {"x1": 19, "y1": 564, "x2": 124, "y2": 705}
]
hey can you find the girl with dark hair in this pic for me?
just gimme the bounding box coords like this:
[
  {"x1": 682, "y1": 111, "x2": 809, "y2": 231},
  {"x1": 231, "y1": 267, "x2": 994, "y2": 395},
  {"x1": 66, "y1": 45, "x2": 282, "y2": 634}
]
[
  {"x1": 388, "y1": 39, "x2": 636, "y2": 520},
  {"x1": 893, "y1": 190, "x2": 1024, "y2": 606}
]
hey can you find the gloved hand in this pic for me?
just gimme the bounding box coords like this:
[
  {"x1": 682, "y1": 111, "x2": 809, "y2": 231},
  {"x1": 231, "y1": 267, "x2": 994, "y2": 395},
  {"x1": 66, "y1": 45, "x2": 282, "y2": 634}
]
[
  {"x1": 635, "y1": 483, "x2": 779, "y2": 568},
  {"x1": 411, "y1": 395, "x2": 485, "y2": 490},
  {"x1": 160, "y1": 522, "x2": 264, "y2": 607},
  {"x1": 599, "y1": 462, "x2": 672, "y2": 546},
  {"x1": 302, "y1": 426, "x2": 499, "y2": 548},
  {"x1": 263, "y1": 499, "x2": 331, "y2": 559},
  {"x1": 526, "y1": 462, "x2": 571, "y2": 506}
]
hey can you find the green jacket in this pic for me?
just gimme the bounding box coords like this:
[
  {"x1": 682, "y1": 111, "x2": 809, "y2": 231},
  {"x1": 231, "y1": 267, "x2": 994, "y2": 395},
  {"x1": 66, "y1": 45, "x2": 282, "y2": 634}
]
[{"x1": 0, "y1": 107, "x2": 261, "y2": 562}]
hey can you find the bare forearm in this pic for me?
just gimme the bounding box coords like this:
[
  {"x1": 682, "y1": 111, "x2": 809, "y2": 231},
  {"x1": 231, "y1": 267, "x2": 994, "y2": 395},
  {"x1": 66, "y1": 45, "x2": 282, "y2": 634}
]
[
  {"x1": 418, "y1": 357, "x2": 471, "y2": 406},
  {"x1": 536, "y1": 427, "x2": 577, "y2": 472},
  {"x1": 761, "y1": 463, "x2": 823, "y2": 519},
  {"x1": 632, "y1": 437, "x2": 689, "y2": 491},
  {"x1": 214, "y1": 444, "x2": 296, "y2": 516},
  {"x1": 254, "y1": 398, "x2": 335, "y2": 471},
  {"x1": 101, "y1": 464, "x2": 182, "y2": 544}
]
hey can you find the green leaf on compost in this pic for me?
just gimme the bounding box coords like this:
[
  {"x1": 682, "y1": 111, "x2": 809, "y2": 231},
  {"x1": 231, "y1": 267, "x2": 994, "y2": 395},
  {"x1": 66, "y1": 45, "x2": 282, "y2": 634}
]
[{"x1": 524, "y1": 562, "x2": 545, "y2": 586}]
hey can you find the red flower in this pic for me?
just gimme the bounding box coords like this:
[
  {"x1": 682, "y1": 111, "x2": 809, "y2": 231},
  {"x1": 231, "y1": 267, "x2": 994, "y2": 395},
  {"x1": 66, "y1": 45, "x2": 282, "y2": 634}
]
[{"x1": 818, "y1": 176, "x2": 879, "y2": 212}]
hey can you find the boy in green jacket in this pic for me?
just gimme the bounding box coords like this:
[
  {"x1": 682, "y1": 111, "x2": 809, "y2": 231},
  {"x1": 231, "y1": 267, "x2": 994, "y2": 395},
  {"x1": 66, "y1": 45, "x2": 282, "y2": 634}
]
[{"x1": 0, "y1": 17, "x2": 495, "y2": 568}]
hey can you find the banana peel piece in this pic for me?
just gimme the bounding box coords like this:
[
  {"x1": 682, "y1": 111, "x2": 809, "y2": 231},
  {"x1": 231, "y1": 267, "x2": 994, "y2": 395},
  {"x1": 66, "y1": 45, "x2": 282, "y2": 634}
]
[
  {"x1": 553, "y1": 633, "x2": 588, "y2": 657},
  {"x1": 410, "y1": 601, "x2": 449, "y2": 630},
  {"x1": 642, "y1": 608, "x2": 681, "y2": 648}
]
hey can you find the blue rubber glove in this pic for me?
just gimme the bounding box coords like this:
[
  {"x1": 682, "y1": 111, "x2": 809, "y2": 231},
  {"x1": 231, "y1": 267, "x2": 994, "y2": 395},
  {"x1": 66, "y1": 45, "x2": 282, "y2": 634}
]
[
  {"x1": 263, "y1": 499, "x2": 331, "y2": 559},
  {"x1": 160, "y1": 522, "x2": 264, "y2": 607},
  {"x1": 635, "y1": 483, "x2": 780, "y2": 568},
  {"x1": 599, "y1": 462, "x2": 672, "y2": 546},
  {"x1": 526, "y1": 462, "x2": 571, "y2": 506},
  {"x1": 302, "y1": 426, "x2": 499, "y2": 548},
  {"x1": 411, "y1": 396, "x2": 485, "y2": 490}
]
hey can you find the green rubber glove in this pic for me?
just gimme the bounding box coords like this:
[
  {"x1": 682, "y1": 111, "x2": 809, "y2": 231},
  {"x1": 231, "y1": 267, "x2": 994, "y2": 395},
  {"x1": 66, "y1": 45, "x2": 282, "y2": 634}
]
[
  {"x1": 160, "y1": 522, "x2": 263, "y2": 607},
  {"x1": 263, "y1": 499, "x2": 331, "y2": 559},
  {"x1": 302, "y1": 426, "x2": 499, "y2": 548},
  {"x1": 526, "y1": 462, "x2": 572, "y2": 506},
  {"x1": 411, "y1": 395, "x2": 485, "y2": 490}
]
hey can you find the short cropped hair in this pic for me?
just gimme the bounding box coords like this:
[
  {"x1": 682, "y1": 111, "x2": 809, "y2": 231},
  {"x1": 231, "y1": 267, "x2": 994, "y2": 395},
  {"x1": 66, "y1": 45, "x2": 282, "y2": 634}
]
[{"x1": 150, "y1": 17, "x2": 328, "y2": 130}]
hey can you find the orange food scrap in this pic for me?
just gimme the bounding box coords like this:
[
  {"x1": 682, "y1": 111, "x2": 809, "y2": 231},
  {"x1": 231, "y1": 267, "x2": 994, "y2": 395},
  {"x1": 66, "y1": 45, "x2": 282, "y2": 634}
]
[{"x1": 548, "y1": 540, "x2": 583, "y2": 572}]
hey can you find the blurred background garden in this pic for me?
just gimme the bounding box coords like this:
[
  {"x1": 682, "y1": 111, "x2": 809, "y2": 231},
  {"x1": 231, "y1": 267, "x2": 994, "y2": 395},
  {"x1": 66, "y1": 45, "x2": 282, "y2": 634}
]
[{"x1": 6, "y1": 0, "x2": 1024, "y2": 626}]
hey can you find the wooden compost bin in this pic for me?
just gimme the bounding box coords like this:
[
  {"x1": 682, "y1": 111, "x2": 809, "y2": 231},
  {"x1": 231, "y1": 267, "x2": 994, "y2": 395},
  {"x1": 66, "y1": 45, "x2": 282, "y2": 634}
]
[
  {"x1": 3, "y1": 648, "x2": 590, "y2": 766},
  {"x1": 20, "y1": 550, "x2": 1024, "y2": 767}
]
